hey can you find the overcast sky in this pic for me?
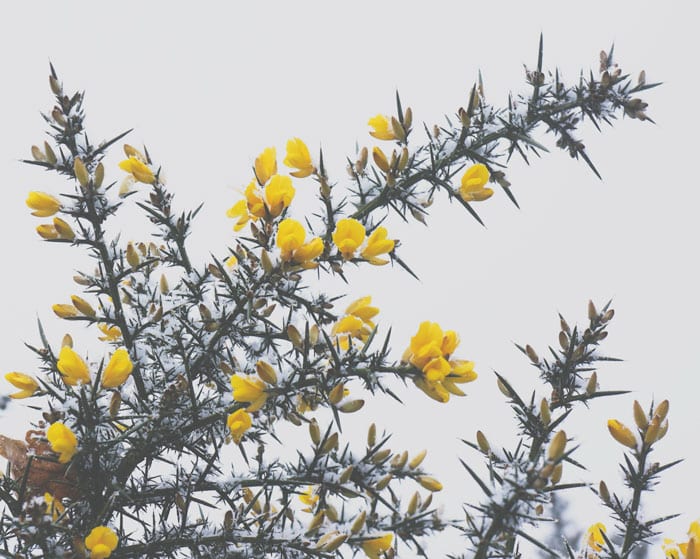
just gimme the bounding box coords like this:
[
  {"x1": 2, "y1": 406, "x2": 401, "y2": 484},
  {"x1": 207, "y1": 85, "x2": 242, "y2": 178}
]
[{"x1": 1, "y1": 2, "x2": 698, "y2": 557}]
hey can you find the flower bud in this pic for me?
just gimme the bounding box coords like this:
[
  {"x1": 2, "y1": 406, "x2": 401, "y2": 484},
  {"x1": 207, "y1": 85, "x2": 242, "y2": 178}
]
[
  {"x1": 309, "y1": 419, "x2": 321, "y2": 446},
  {"x1": 73, "y1": 157, "x2": 89, "y2": 188},
  {"x1": 339, "y1": 465, "x2": 354, "y2": 484},
  {"x1": 586, "y1": 372, "x2": 598, "y2": 395},
  {"x1": 476, "y1": 431, "x2": 490, "y2": 453},
  {"x1": 408, "y1": 449, "x2": 427, "y2": 469},
  {"x1": 305, "y1": 510, "x2": 325, "y2": 534},
  {"x1": 407, "y1": 491, "x2": 420, "y2": 515},
  {"x1": 403, "y1": 107, "x2": 413, "y2": 129},
  {"x1": 371, "y1": 448, "x2": 391, "y2": 464},
  {"x1": 644, "y1": 417, "x2": 660, "y2": 445},
  {"x1": 418, "y1": 476, "x2": 443, "y2": 492},
  {"x1": 548, "y1": 430, "x2": 567, "y2": 461},
  {"x1": 653, "y1": 399, "x2": 670, "y2": 423},
  {"x1": 376, "y1": 474, "x2": 392, "y2": 491},
  {"x1": 109, "y1": 391, "x2": 122, "y2": 417},
  {"x1": 126, "y1": 242, "x2": 140, "y2": 268},
  {"x1": 53, "y1": 217, "x2": 75, "y2": 240},
  {"x1": 390, "y1": 116, "x2": 406, "y2": 142},
  {"x1": 61, "y1": 334, "x2": 73, "y2": 347},
  {"x1": 525, "y1": 344, "x2": 539, "y2": 364},
  {"x1": 551, "y1": 463, "x2": 563, "y2": 485},
  {"x1": 71, "y1": 295, "x2": 96, "y2": 317},
  {"x1": 328, "y1": 383, "x2": 345, "y2": 405},
  {"x1": 633, "y1": 400, "x2": 648, "y2": 430},
  {"x1": 367, "y1": 423, "x2": 376, "y2": 447},
  {"x1": 350, "y1": 511, "x2": 366, "y2": 534},
  {"x1": 598, "y1": 480, "x2": 611, "y2": 504},
  {"x1": 255, "y1": 360, "x2": 278, "y2": 385},
  {"x1": 607, "y1": 419, "x2": 637, "y2": 449},
  {"x1": 372, "y1": 147, "x2": 391, "y2": 173},
  {"x1": 321, "y1": 432, "x2": 339, "y2": 454},
  {"x1": 391, "y1": 450, "x2": 408, "y2": 470},
  {"x1": 260, "y1": 249, "x2": 273, "y2": 275},
  {"x1": 287, "y1": 324, "x2": 303, "y2": 349},
  {"x1": 588, "y1": 300, "x2": 597, "y2": 320},
  {"x1": 540, "y1": 398, "x2": 551, "y2": 426},
  {"x1": 338, "y1": 399, "x2": 364, "y2": 413}
]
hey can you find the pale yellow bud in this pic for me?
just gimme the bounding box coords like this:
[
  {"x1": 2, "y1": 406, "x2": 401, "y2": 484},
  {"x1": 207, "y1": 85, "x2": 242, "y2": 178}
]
[
  {"x1": 376, "y1": 474, "x2": 392, "y2": 491},
  {"x1": 91, "y1": 162, "x2": 104, "y2": 189},
  {"x1": 321, "y1": 432, "x2": 339, "y2": 454},
  {"x1": 407, "y1": 492, "x2": 420, "y2": 515},
  {"x1": 540, "y1": 398, "x2": 551, "y2": 426},
  {"x1": 74, "y1": 157, "x2": 89, "y2": 188},
  {"x1": 255, "y1": 360, "x2": 278, "y2": 385},
  {"x1": 644, "y1": 417, "x2": 660, "y2": 445},
  {"x1": 371, "y1": 448, "x2": 391, "y2": 464},
  {"x1": 367, "y1": 423, "x2": 376, "y2": 447},
  {"x1": 408, "y1": 449, "x2": 427, "y2": 469},
  {"x1": 350, "y1": 511, "x2": 366, "y2": 534},
  {"x1": 305, "y1": 510, "x2": 325, "y2": 534},
  {"x1": 391, "y1": 450, "x2": 408, "y2": 470},
  {"x1": 633, "y1": 400, "x2": 648, "y2": 430},
  {"x1": 497, "y1": 378, "x2": 512, "y2": 398},
  {"x1": 551, "y1": 463, "x2": 563, "y2": 485},
  {"x1": 653, "y1": 399, "x2": 670, "y2": 424},
  {"x1": 61, "y1": 334, "x2": 73, "y2": 348},
  {"x1": 372, "y1": 147, "x2": 391, "y2": 173},
  {"x1": 109, "y1": 391, "x2": 122, "y2": 417},
  {"x1": 71, "y1": 295, "x2": 96, "y2": 317},
  {"x1": 44, "y1": 142, "x2": 57, "y2": 164},
  {"x1": 418, "y1": 475, "x2": 443, "y2": 492},
  {"x1": 339, "y1": 465, "x2": 354, "y2": 484},
  {"x1": 476, "y1": 431, "x2": 490, "y2": 453},
  {"x1": 403, "y1": 107, "x2": 413, "y2": 129},
  {"x1": 586, "y1": 372, "x2": 598, "y2": 395},
  {"x1": 309, "y1": 419, "x2": 321, "y2": 446},
  {"x1": 548, "y1": 430, "x2": 567, "y2": 461},
  {"x1": 287, "y1": 324, "x2": 303, "y2": 349},
  {"x1": 338, "y1": 399, "x2": 364, "y2": 413},
  {"x1": 31, "y1": 145, "x2": 46, "y2": 161},
  {"x1": 53, "y1": 217, "x2": 75, "y2": 240},
  {"x1": 126, "y1": 242, "x2": 140, "y2": 268},
  {"x1": 328, "y1": 383, "x2": 345, "y2": 405},
  {"x1": 390, "y1": 116, "x2": 406, "y2": 142},
  {"x1": 599, "y1": 480, "x2": 611, "y2": 504},
  {"x1": 526, "y1": 344, "x2": 539, "y2": 364},
  {"x1": 588, "y1": 300, "x2": 597, "y2": 320}
]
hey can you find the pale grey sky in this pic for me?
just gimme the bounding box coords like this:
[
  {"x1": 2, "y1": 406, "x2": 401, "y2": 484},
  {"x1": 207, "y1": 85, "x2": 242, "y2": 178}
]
[{"x1": 1, "y1": 2, "x2": 698, "y2": 556}]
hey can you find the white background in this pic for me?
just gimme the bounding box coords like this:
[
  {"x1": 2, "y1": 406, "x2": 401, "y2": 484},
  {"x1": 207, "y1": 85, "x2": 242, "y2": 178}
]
[{"x1": 0, "y1": 2, "x2": 697, "y2": 557}]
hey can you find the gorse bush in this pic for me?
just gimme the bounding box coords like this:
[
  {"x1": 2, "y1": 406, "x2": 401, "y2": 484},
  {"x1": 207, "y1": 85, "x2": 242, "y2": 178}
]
[{"x1": 0, "y1": 37, "x2": 693, "y2": 559}]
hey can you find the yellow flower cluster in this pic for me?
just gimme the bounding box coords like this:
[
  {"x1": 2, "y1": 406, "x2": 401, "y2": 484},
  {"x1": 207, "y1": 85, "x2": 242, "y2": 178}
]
[
  {"x1": 404, "y1": 321, "x2": 477, "y2": 403},
  {"x1": 607, "y1": 399, "x2": 669, "y2": 451},
  {"x1": 276, "y1": 218, "x2": 324, "y2": 267},
  {"x1": 85, "y1": 525, "x2": 119, "y2": 559},
  {"x1": 663, "y1": 520, "x2": 700, "y2": 559},
  {"x1": 227, "y1": 139, "x2": 314, "y2": 231},
  {"x1": 25, "y1": 192, "x2": 77, "y2": 240},
  {"x1": 54, "y1": 345, "x2": 134, "y2": 389},
  {"x1": 332, "y1": 218, "x2": 395, "y2": 265},
  {"x1": 459, "y1": 163, "x2": 493, "y2": 202},
  {"x1": 332, "y1": 296, "x2": 379, "y2": 350}
]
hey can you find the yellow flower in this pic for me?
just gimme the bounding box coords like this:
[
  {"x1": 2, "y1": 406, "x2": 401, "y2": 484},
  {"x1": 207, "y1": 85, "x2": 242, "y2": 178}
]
[
  {"x1": 230, "y1": 374, "x2": 268, "y2": 412},
  {"x1": 459, "y1": 163, "x2": 493, "y2": 202},
  {"x1": 361, "y1": 533, "x2": 393, "y2": 559},
  {"x1": 284, "y1": 138, "x2": 315, "y2": 178},
  {"x1": 53, "y1": 303, "x2": 79, "y2": 318},
  {"x1": 97, "y1": 323, "x2": 122, "y2": 342},
  {"x1": 360, "y1": 226, "x2": 394, "y2": 265},
  {"x1": 227, "y1": 409, "x2": 252, "y2": 444},
  {"x1": 44, "y1": 492, "x2": 65, "y2": 522},
  {"x1": 299, "y1": 485, "x2": 319, "y2": 512},
  {"x1": 332, "y1": 315, "x2": 366, "y2": 338},
  {"x1": 85, "y1": 526, "x2": 119, "y2": 559},
  {"x1": 414, "y1": 376, "x2": 450, "y2": 403},
  {"x1": 101, "y1": 348, "x2": 134, "y2": 389},
  {"x1": 56, "y1": 345, "x2": 91, "y2": 386},
  {"x1": 423, "y1": 356, "x2": 451, "y2": 383},
  {"x1": 47, "y1": 422, "x2": 78, "y2": 463},
  {"x1": 265, "y1": 175, "x2": 295, "y2": 217},
  {"x1": 449, "y1": 360, "x2": 478, "y2": 383},
  {"x1": 368, "y1": 114, "x2": 397, "y2": 141},
  {"x1": 663, "y1": 538, "x2": 680, "y2": 559},
  {"x1": 276, "y1": 218, "x2": 323, "y2": 265},
  {"x1": 244, "y1": 180, "x2": 266, "y2": 218},
  {"x1": 226, "y1": 199, "x2": 251, "y2": 232},
  {"x1": 254, "y1": 146, "x2": 277, "y2": 185},
  {"x1": 5, "y1": 372, "x2": 39, "y2": 399},
  {"x1": 585, "y1": 523, "x2": 607, "y2": 555},
  {"x1": 408, "y1": 321, "x2": 445, "y2": 370},
  {"x1": 667, "y1": 521, "x2": 700, "y2": 559},
  {"x1": 607, "y1": 419, "x2": 638, "y2": 449},
  {"x1": 345, "y1": 296, "x2": 379, "y2": 326},
  {"x1": 53, "y1": 217, "x2": 75, "y2": 240},
  {"x1": 26, "y1": 191, "x2": 61, "y2": 217},
  {"x1": 332, "y1": 218, "x2": 366, "y2": 259},
  {"x1": 118, "y1": 156, "x2": 155, "y2": 184}
]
